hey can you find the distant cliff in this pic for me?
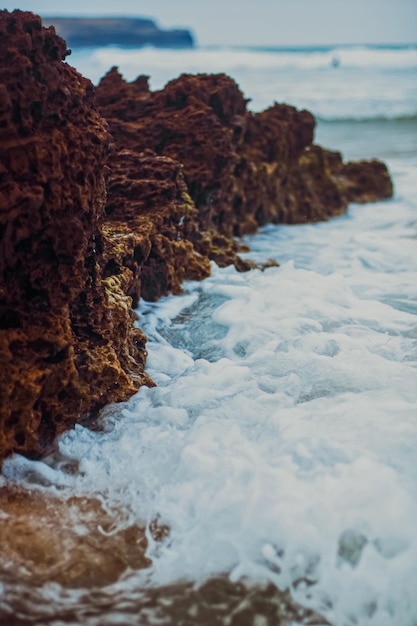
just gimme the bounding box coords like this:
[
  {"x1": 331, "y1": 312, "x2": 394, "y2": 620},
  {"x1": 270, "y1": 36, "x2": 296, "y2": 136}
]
[{"x1": 42, "y1": 16, "x2": 195, "y2": 48}]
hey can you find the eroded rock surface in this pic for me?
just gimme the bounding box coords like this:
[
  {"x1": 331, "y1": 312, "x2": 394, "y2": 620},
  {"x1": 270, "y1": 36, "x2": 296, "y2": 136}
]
[
  {"x1": 0, "y1": 10, "x2": 153, "y2": 463},
  {"x1": 103, "y1": 149, "x2": 211, "y2": 304},
  {"x1": 97, "y1": 69, "x2": 393, "y2": 243}
]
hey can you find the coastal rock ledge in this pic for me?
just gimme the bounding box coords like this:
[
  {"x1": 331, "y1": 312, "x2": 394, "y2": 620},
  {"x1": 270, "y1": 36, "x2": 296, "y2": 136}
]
[{"x1": 0, "y1": 10, "x2": 393, "y2": 464}]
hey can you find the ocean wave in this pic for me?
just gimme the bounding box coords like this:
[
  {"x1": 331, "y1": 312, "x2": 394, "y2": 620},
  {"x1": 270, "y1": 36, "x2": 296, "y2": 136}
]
[
  {"x1": 322, "y1": 44, "x2": 417, "y2": 70},
  {"x1": 89, "y1": 43, "x2": 417, "y2": 71},
  {"x1": 70, "y1": 43, "x2": 417, "y2": 123},
  {"x1": 213, "y1": 43, "x2": 417, "y2": 70},
  {"x1": 71, "y1": 42, "x2": 417, "y2": 84}
]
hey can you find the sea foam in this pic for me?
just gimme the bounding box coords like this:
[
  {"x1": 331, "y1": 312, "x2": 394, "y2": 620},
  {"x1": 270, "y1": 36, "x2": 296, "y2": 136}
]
[
  {"x1": 5, "y1": 163, "x2": 417, "y2": 624},
  {"x1": 70, "y1": 44, "x2": 417, "y2": 120}
]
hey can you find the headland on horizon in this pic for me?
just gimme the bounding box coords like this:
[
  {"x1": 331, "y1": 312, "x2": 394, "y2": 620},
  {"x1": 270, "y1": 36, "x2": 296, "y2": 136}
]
[{"x1": 42, "y1": 16, "x2": 195, "y2": 49}]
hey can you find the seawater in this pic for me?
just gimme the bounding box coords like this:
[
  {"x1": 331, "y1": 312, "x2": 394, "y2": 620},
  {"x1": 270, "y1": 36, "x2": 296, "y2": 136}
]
[
  {"x1": 2, "y1": 43, "x2": 417, "y2": 626},
  {"x1": 69, "y1": 42, "x2": 417, "y2": 118}
]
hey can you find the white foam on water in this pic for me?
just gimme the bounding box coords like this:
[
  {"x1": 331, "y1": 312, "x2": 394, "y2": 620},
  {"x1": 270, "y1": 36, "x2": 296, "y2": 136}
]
[
  {"x1": 4, "y1": 155, "x2": 417, "y2": 625},
  {"x1": 75, "y1": 44, "x2": 417, "y2": 78},
  {"x1": 69, "y1": 44, "x2": 417, "y2": 120}
]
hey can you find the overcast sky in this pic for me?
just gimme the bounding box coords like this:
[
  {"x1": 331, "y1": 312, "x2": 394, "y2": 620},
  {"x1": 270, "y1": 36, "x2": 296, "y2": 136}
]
[{"x1": 3, "y1": 0, "x2": 417, "y2": 46}]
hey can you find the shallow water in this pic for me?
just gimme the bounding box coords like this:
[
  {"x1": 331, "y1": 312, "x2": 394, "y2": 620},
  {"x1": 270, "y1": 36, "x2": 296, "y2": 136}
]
[{"x1": 2, "y1": 44, "x2": 417, "y2": 626}]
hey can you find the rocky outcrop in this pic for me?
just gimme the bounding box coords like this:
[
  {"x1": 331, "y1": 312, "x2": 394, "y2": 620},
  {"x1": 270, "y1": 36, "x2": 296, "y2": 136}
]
[
  {"x1": 97, "y1": 68, "x2": 392, "y2": 278},
  {"x1": 0, "y1": 10, "x2": 393, "y2": 465},
  {"x1": 42, "y1": 16, "x2": 195, "y2": 49},
  {"x1": 96, "y1": 69, "x2": 393, "y2": 242},
  {"x1": 0, "y1": 10, "x2": 153, "y2": 463}
]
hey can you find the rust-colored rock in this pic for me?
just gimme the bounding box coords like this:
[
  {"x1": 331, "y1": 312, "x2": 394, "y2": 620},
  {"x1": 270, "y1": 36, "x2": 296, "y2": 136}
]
[
  {"x1": 0, "y1": 10, "x2": 153, "y2": 463},
  {"x1": 103, "y1": 148, "x2": 211, "y2": 304},
  {"x1": 96, "y1": 69, "x2": 393, "y2": 242},
  {"x1": 332, "y1": 156, "x2": 394, "y2": 203}
]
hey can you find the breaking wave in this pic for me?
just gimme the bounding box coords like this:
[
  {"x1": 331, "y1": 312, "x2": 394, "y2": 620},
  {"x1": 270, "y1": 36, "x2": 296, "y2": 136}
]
[{"x1": 70, "y1": 43, "x2": 417, "y2": 120}]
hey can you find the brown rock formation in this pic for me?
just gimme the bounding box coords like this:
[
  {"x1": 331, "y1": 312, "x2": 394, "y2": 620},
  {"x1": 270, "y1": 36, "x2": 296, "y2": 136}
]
[
  {"x1": 0, "y1": 11, "x2": 393, "y2": 465},
  {"x1": 96, "y1": 69, "x2": 393, "y2": 242},
  {"x1": 0, "y1": 10, "x2": 153, "y2": 463},
  {"x1": 103, "y1": 149, "x2": 211, "y2": 305}
]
